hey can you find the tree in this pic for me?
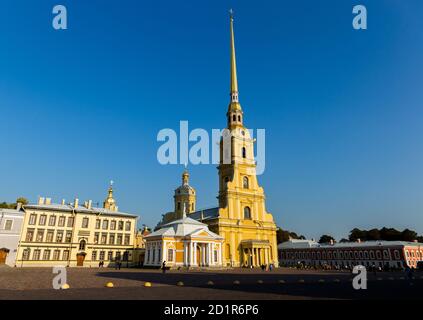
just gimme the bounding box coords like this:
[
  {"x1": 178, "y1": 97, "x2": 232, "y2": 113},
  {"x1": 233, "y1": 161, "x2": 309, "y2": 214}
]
[
  {"x1": 401, "y1": 229, "x2": 418, "y2": 242},
  {"x1": 276, "y1": 227, "x2": 306, "y2": 244},
  {"x1": 318, "y1": 234, "x2": 335, "y2": 244},
  {"x1": 367, "y1": 228, "x2": 381, "y2": 241},
  {"x1": 16, "y1": 197, "x2": 28, "y2": 205},
  {"x1": 339, "y1": 238, "x2": 349, "y2": 243},
  {"x1": 349, "y1": 228, "x2": 367, "y2": 242}
]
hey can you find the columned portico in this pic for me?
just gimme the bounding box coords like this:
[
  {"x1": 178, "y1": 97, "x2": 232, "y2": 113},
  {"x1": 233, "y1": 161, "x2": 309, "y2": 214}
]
[
  {"x1": 143, "y1": 216, "x2": 224, "y2": 268},
  {"x1": 241, "y1": 239, "x2": 272, "y2": 268}
]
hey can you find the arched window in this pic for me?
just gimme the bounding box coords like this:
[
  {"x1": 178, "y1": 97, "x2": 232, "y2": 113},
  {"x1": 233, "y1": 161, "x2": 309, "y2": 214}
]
[
  {"x1": 244, "y1": 206, "x2": 251, "y2": 219},
  {"x1": 238, "y1": 115, "x2": 241, "y2": 122},
  {"x1": 242, "y1": 147, "x2": 246, "y2": 158},
  {"x1": 232, "y1": 115, "x2": 236, "y2": 122},
  {"x1": 243, "y1": 176, "x2": 249, "y2": 189},
  {"x1": 79, "y1": 240, "x2": 86, "y2": 251}
]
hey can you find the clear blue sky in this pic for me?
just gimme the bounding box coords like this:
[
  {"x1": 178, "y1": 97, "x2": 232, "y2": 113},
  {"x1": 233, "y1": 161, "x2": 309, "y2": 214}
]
[{"x1": 1, "y1": 0, "x2": 422, "y2": 240}]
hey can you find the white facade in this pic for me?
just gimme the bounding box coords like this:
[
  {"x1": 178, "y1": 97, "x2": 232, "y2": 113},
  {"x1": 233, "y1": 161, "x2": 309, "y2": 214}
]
[
  {"x1": 144, "y1": 216, "x2": 223, "y2": 268},
  {"x1": 0, "y1": 208, "x2": 25, "y2": 266}
]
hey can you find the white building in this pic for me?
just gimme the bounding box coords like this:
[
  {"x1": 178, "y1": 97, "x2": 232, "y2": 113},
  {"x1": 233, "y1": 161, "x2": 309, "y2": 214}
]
[
  {"x1": 144, "y1": 215, "x2": 224, "y2": 268},
  {"x1": 0, "y1": 206, "x2": 25, "y2": 266}
]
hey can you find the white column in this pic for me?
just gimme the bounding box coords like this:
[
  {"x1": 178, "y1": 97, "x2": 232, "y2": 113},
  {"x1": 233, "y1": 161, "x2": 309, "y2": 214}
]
[
  {"x1": 206, "y1": 243, "x2": 210, "y2": 266},
  {"x1": 162, "y1": 241, "x2": 166, "y2": 263},
  {"x1": 211, "y1": 243, "x2": 214, "y2": 266},
  {"x1": 218, "y1": 243, "x2": 222, "y2": 266},
  {"x1": 144, "y1": 245, "x2": 149, "y2": 264},
  {"x1": 193, "y1": 242, "x2": 197, "y2": 265},
  {"x1": 183, "y1": 242, "x2": 187, "y2": 266},
  {"x1": 189, "y1": 242, "x2": 193, "y2": 266},
  {"x1": 155, "y1": 243, "x2": 160, "y2": 265}
]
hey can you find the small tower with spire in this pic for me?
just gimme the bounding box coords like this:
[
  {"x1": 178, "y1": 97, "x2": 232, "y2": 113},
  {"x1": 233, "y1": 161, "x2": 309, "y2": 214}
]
[
  {"x1": 174, "y1": 169, "x2": 196, "y2": 219},
  {"x1": 103, "y1": 180, "x2": 118, "y2": 212},
  {"x1": 227, "y1": 9, "x2": 244, "y2": 129}
]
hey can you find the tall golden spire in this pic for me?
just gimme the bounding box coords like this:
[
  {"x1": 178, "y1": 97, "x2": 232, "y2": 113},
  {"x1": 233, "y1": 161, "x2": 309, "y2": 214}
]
[
  {"x1": 228, "y1": 9, "x2": 242, "y2": 113},
  {"x1": 230, "y1": 9, "x2": 238, "y2": 98}
]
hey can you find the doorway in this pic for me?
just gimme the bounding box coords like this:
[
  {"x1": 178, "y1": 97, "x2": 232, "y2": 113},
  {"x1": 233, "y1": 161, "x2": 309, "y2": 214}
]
[
  {"x1": 0, "y1": 249, "x2": 8, "y2": 264},
  {"x1": 196, "y1": 245, "x2": 201, "y2": 266},
  {"x1": 76, "y1": 253, "x2": 85, "y2": 266}
]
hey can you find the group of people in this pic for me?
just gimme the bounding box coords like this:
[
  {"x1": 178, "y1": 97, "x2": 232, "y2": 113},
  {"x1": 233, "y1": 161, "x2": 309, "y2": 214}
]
[
  {"x1": 260, "y1": 263, "x2": 274, "y2": 271},
  {"x1": 97, "y1": 260, "x2": 122, "y2": 270}
]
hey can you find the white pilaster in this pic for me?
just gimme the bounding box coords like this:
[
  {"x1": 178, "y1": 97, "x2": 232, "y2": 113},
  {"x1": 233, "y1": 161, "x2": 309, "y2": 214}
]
[
  {"x1": 145, "y1": 245, "x2": 149, "y2": 265},
  {"x1": 162, "y1": 241, "x2": 166, "y2": 263}
]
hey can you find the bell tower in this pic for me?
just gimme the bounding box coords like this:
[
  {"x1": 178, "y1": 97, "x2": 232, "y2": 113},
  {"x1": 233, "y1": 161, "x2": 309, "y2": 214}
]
[
  {"x1": 103, "y1": 181, "x2": 118, "y2": 212},
  {"x1": 174, "y1": 169, "x2": 196, "y2": 219}
]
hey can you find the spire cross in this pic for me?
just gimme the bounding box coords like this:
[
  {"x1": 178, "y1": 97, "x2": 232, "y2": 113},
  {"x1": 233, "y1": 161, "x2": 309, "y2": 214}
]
[{"x1": 229, "y1": 8, "x2": 234, "y2": 18}]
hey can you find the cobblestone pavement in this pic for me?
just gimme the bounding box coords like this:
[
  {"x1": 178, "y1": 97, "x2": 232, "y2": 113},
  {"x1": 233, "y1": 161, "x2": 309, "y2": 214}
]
[{"x1": 0, "y1": 267, "x2": 422, "y2": 300}]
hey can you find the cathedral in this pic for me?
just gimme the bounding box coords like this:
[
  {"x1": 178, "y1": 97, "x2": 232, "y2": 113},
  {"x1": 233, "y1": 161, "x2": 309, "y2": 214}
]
[{"x1": 145, "y1": 13, "x2": 278, "y2": 268}]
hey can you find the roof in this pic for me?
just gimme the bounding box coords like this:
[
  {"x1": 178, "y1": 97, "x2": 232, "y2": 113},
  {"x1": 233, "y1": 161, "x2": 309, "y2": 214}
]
[
  {"x1": 278, "y1": 239, "x2": 423, "y2": 250},
  {"x1": 0, "y1": 208, "x2": 24, "y2": 216},
  {"x1": 146, "y1": 216, "x2": 223, "y2": 240},
  {"x1": 24, "y1": 203, "x2": 138, "y2": 218},
  {"x1": 188, "y1": 207, "x2": 220, "y2": 221}
]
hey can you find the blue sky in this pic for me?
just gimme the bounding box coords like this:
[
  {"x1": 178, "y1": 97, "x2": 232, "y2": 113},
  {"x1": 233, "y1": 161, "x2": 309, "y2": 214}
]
[{"x1": 0, "y1": 0, "x2": 422, "y2": 240}]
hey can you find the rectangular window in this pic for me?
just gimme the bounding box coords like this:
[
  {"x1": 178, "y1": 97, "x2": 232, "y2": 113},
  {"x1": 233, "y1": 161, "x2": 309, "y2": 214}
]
[
  {"x1": 101, "y1": 234, "x2": 107, "y2": 244},
  {"x1": 125, "y1": 221, "x2": 131, "y2": 231},
  {"x1": 39, "y1": 215, "x2": 47, "y2": 226},
  {"x1": 115, "y1": 251, "x2": 121, "y2": 261},
  {"x1": 58, "y1": 216, "x2": 65, "y2": 227},
  {"x1": 4, "y1": 219, "x2": 13, "y2": 230},
  {"x1": 43, "y1": 250, "x2": 51, "y2": 260},
  {"x1": 109, "y1": 234, "x2": 115, "y2": 245},
  {"x1": 108, "y1": 251, "x2": 113, "y2": 261},
  {"x1": 33, "y1": 249, "x2": 41, "y2": 260},
  {"x1": 36, "y1": 229, "x2": 45, "y2": 242},
  {"x1": 46, "y1": 230, "x2": 54, "y2": 242},
  {"x1": 94, "y1": 232, "x2": 99, "y2": 244},
  {"x1": 65, "y1": 231, "x2": 72, "y2": 243},
  {"x1": 62, "y1": 250, "x2": 69, "y2": 261},
  {"x1": 25, "y1": 229, "x2": 34, "y2": 242},
  {"x1": 95, "y1": 219, "x2": 101, "y2": 229},
  {"x1": 110, "y1": 221, "x2": 116, "y2": 230},
  {"x1": 99, "y1": 251, "x2": 105, "y2": 261},
  {"x1": 67, "y1": 217, "x2": 74, "y2": 228},
  {"x1": 118, "y1": 221, "x2": 123, "y2": 230},
  {"x1": 82, "y1": 217, "x2": 89, "y2": 228},
  {"x1": 124, "y1": 235, "x2": 130, "y2": 245},
  {"x1": 117, "y1": 234, "x2": 122, "y2": 245},
  {"x1": 53, "y1": 250, "x2": 60, "y2": 260},
  {"x1": 102, "y1": 220, "x2": 109, "y2": 230},
  {"x1": 22, "y1": 249, "x2": 30, "y2": 260},
  {"x1": 92, "y1": 251, "x2": 97, "y2": 261},
  {"x1": 56, "y1": 231, "x2": 64, "y2": 243},
  {"x1": 48, "y1": 216, "x2": 56, "y2": 226},
  {"x1": 214, "y1": 250, "x2": 218, "y2": 263},
  {"x1": 168, "y1": 249, "x2": 173, "y2": 261},
  {"x1": 29, "y1": 214, "x2": 37, "y2": 225}
]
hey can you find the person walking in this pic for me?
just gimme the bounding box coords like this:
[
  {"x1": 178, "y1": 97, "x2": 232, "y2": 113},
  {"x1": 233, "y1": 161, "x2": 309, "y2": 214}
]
[{"x1": 162, "y1": 260, "x2": 167, "y2": 274}]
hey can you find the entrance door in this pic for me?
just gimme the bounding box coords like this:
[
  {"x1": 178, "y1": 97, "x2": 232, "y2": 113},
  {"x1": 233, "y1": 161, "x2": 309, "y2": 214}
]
[
  {"x1": 196, "y1": 245, "x2": 201, "y2": 266},
  {"x1": 76, "y1": 254, "x2": 85, "y2": 266},
  {"x1": 0, "y1": 249, "x2": 8, "y2": 264}
]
